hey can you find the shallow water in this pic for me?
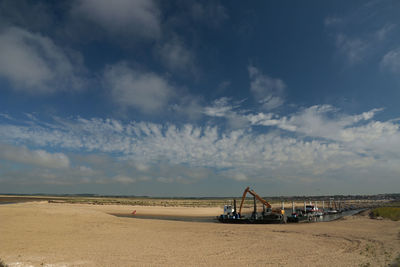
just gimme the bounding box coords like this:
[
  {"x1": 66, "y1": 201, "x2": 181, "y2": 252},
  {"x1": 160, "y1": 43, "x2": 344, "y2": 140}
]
[
  {"x1": 0, "y1": 202, "x2": 17, "y2": 205},
  {"x1": 315, "y1": 209, "x2": 365, "y2": 222},
  {"x1": 110, "y1": 209, "x2": 365, "y2": 223},
  {"x1": 110, "y1": 213, "x2": 217, "y2": 223}
]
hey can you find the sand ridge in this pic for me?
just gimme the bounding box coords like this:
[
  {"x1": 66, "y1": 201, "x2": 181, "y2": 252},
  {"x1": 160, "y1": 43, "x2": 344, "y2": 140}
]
[{"x1": 1, "y1": 202, "x2": 399, "y2": 266}]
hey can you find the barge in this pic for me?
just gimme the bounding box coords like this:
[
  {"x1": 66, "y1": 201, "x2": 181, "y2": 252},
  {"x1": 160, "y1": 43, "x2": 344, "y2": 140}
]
[{"x1": 217, "y1": 187, "x2": 286, "y2": 224}]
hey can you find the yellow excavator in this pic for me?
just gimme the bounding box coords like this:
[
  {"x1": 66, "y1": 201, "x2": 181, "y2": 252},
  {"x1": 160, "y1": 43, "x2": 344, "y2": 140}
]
[
  {"x1": 218, "y1": 187, "x2": 286, "y2": 224},
  {"x1": 238, "y1": 186, "x2": 285, "y2": 217}
]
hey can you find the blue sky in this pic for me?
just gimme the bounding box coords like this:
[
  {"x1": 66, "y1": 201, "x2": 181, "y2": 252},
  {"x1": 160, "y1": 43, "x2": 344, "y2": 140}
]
[{"x1": 1, "y1": 0, "x2": 400, "y2": 196}]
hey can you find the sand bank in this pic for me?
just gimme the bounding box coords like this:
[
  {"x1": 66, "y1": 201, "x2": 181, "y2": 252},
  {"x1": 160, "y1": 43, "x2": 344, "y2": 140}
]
[{"x1": 0, "y1": 202, "x2": 399, "y2": 266}]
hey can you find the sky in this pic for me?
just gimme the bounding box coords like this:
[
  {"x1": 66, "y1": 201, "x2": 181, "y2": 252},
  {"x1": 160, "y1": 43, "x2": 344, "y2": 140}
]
[{"x1": 0, "y1": 0, "x2": 400, "y2": 197}]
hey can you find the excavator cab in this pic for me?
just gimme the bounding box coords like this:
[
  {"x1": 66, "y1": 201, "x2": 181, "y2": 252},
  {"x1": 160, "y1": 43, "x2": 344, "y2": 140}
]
[
  {"x1": 223, "y1": 205, "x2": 233, "y2": 215},
  {"x1": 220, "y1": 199, "x2": 240, "y2": 220}
]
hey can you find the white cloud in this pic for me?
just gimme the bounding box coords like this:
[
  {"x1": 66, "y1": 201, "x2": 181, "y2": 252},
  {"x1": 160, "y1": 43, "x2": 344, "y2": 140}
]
[
  {"x1": 249, "y1": 105, "x2": 384, "y2": 143},
  {"x1": 79, "y1": 165, "x2": 94, "y2": 174},
  {"x1": 248, "y1": 65, "x2": 285, "y2": 110},
  {"x1": 104, "y1": 62, "x2": 174, "y2": 114},
  {"x1": 204, "y1": 101, "x2": 392, "y2": 159},
  {"x1": 132, "y1": 162, "x2": 149, "y2": 172},
  {"x1": 0, "y1": 105, "x2": 399, "y2": 191},
  {"x1": 381, "y1": 47, "x2": 400, "y2": 74},
  {"x1": 204, "y1": 97, "x2": 234, "y2": 117},
  {"x1": 73, "y1": 0, "x2": 161, "y2": 39},
  {"x1": 0, "y1": 143, "x2": 70, "y2": 169},
  {"x1": 247, "y1": 113, "x2": 296, "y2": 131},
  {"x1": 156, "y1": 36, "x2": 195, "y2": 73},
  {"x1": 0, "y1": 26, "x2": 84, "y2": 93},
  {"x1": 204, "y1": 98, "x2": 249, "y2": 129},
  {"x1": 0, "y1": 113, "x2": 13, "y2": 120},
  {"x1": 169, "y1": 95, "x2": 204, "y2": 121}
]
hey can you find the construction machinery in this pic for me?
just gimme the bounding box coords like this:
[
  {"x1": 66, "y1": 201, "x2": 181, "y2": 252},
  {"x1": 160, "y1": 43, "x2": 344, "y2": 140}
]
[{"x1": 218, "y1": 187, "x2": 286, "y2": 224}]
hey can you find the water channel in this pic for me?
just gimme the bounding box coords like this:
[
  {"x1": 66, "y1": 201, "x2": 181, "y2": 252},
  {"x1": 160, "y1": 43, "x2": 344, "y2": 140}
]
[{"x1": 110, "y1": 209, "x2": 366, "y2": 223}]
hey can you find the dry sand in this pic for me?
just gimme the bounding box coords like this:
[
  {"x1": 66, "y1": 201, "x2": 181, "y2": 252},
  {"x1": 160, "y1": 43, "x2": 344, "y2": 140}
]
[{"x1": 1, "y1": 202, "x2": 399, "y2": 266}]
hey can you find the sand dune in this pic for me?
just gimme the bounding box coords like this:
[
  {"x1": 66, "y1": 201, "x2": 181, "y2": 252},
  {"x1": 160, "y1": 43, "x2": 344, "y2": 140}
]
[{"x1": 0, "y1": 202, "x2": 399, "y2": 266}]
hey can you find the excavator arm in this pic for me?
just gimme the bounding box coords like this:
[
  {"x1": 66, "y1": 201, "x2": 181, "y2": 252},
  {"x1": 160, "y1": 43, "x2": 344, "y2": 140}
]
[
  {"x1": 238, "y1": 186, "x2": 250, "y2": 216},
  {"x1": 249, "y1": 190, "x2": 272, "y2": 209},
  {"x1": 238, "y1": 187, "x2": 272, "y2": 216}
]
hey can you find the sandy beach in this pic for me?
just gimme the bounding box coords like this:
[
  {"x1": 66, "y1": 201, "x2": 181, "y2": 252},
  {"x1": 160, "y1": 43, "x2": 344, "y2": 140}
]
[{"x1": 0, "y1": 201, "x2": 399, "y2": 266}]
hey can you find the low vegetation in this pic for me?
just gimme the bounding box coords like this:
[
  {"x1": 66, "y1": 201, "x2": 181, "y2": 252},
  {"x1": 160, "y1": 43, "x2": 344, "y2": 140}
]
[
  {"x1": 0, "y1": 258, "x2": 8, "y2": 267},
  {"x1": 49, "y1": 197, "x2": 232, "y2": 207},
  {"x1": 389, "y1": 254, "x2": 400, "y2": 267},
  {"x1": 53, "y1": 197, "x2": 276, "y2": 208},
  {"x1": 1, "y1": 195, "x2": 293, "y2": 208},
  {"x1": 370, "y1": 207, "x2": 400, "y2": 221}
]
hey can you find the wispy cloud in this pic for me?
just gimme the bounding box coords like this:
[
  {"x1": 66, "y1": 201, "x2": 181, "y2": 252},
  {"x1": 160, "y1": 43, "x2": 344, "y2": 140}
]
[
  {"x1": 335, "y1": 34, "x2": 369, "y2": 65},
  {"x1": 324, "y1": 16, "x2": 343, "y2": 27},
  {"x1": 381, "y1": 47, "x2": 400, "y2": 74},
  {"x1": 204, "y1": 97, "x2": 249, "y2": 128},
  {"x1": 203, "y1": 97, "x2": 236, "y2": 117},
  {"x1": 324, "y1": 4, "x2": 400, "y2": 67},
  {"x1": 248, "y1": 65, "x2": 285, "y2": 110},
  {"x1": 1, "y1": 103, "x2": 399, "y2": 191},
  {"x1": 189, "y1": 1, "x2": 228, "y2": 28},
  {"x1": 156, "y1": 36, "x2": 196, "y2": 74},
  {"x1": 375, "y1": 23, "x2": 396, "y2": 41}
]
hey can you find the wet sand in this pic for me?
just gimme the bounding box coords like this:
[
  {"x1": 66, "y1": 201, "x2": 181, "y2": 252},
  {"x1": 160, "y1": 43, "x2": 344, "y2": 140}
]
[{"x1": 0, "y1": 202, "x2": 399, "y2": 266}]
